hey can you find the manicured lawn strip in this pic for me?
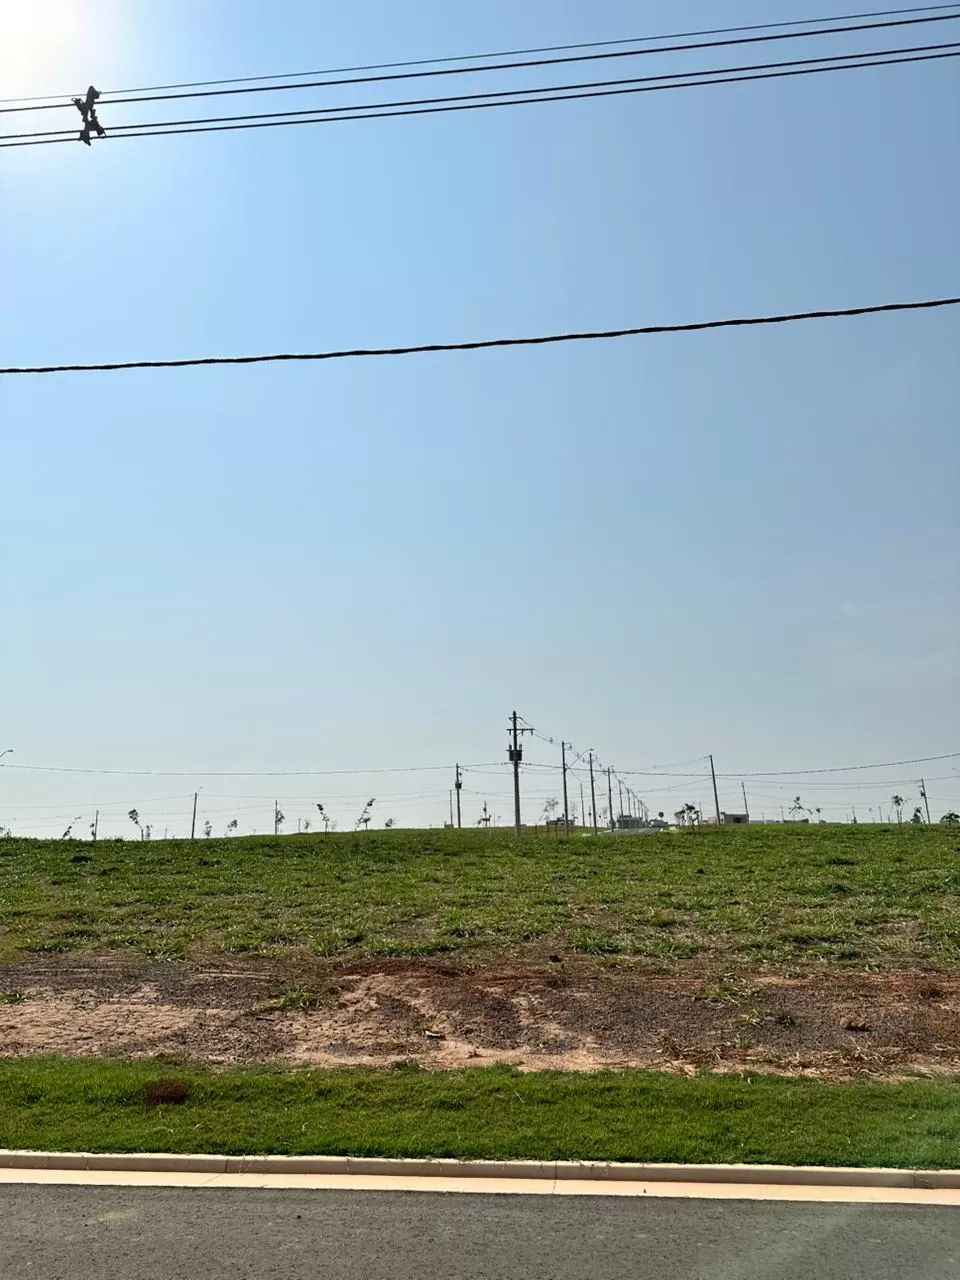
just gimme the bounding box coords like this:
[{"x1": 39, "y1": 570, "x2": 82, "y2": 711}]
[
  {"x1": 1, "y1": 1060, "x2": 959, "y2": 1168},
  {"x1": 2, "y1": 824, "x2": 960, "y2": 969}
]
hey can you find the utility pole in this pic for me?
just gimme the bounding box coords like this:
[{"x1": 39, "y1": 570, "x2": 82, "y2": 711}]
[
  {"x1": 579, "y1": 781, "x2": 585, "y2": 832},
  {"x1": 709, "y1": 754, "x2": 722, "y2": 826},
  {"x1": 92, "y1": 809, "x2": 99, "y2": 842},
  {"x1": 508, "y1": 711, "x2": 533, "y2": 838},
  {"x1": 589, "y1": 753, "x2": 598, "y2": 834},
  {"x1": 448, "y1": 790, "x2": 454, "y2": 827},
  {"x1": 919, "y1": 779, "x2": 931, "y2": 824},
  {"x1": 607, "y1": 767, "x2": 615, "y2": 830},
  {"x1": 274, "y1": 801, "x2": 280, "y2": 837},
  {"x1": 741, "y1": 782, "x2": 749, "y2": 822},
  {"x1": 190, "y1": 792, "x2": 198, "y2": 841},
  {"x1": 455, "y1": 764, "x2": 463, "y2": 829},
  {"x1": 618, "y1": 778, "x2": 624, "y2": 824},
  {"x1": 561, "y1": 742, "x2": 571, "y2": 835}
]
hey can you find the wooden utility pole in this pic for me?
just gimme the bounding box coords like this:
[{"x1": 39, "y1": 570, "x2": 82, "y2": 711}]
[
  {"x1": 617, "y1": 779, "x2": 624, "y2": 823},
  {"x1": 741, "y1": 781, "x2": 750, "y2": 822},
  {"x1": 709, "y1": 754, "x2": 722, "y2": 826},
  {"x1": 92, "y1": 809, "x2": 99, "y2": 842},
  {"x1": 455, "y1": 764, "x2": 463, "y2": 829},
  {"x1": 920, "y1": 779, "x2": 931, "y2": 824},
  {"x1": 508, "y1": 711, "x2": 533, "y2": 838},
  {"x1": 589, "y1": 753, "x2": 598, "y2": 834},
  {"x1": 579, "y1": 782, "x2": 586, "y2": 831},
  {"x1": 606, "y1": 767, "x2": 615, "y2": 830},
  {"x1": 274, "y1": 801, "x2": 280, "y2": 837},
  {"x1": 561, "y1": 742, "x2": 571, "y2": 835},
  {"x1": 190, "y1": 792, "x2": 198, "y2": 841}
]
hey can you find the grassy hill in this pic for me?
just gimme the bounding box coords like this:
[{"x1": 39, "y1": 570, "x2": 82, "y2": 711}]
[{"x1": 2, "y1": 823, "x2": 958, "y2": 970}]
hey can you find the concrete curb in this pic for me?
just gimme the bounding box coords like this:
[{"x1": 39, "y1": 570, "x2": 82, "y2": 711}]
[{"x1": 0, "y1": 1151, "x2": 957, "y2": 1189}]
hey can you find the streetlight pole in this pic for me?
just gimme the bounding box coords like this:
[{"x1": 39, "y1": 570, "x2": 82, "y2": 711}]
[
  {"x1": 589, "y1": 753, "x2": 598, "y2": 835},
  {"x1": 561, "y1": 742, "x2": 571, "y2": 836}
]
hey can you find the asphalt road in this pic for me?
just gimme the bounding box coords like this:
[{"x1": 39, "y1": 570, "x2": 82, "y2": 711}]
[{"x1": 1, "y1": 1187, "x2": 958, "y2": 1279}]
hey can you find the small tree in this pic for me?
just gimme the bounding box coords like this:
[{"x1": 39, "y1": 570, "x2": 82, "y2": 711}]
[
  {"x1": 303, "y1": 818, "x2": 312, "y2": 833},
  {"x1": 910, "y1": 807, "x2": 924, "y2": 824},
  {"x1": 128, "y1": 808, "x2": 143, "y2": 840},
  {"x1": 941, "y1": 812, "x2": 960, "y2": 825},
  {"x1": 385, "y1": 817, "x2": 395, "y2": 829},
  {"x1": 891, "y1": 794, "x2": 905, "y2": 825},
  {"x1": 356, "y1": 799, "x2": 375, "y2": 831},
  {"x1": 225, "y1": 818, "x2": 238, "y2": 837},
  {"x1": 789, "y1": 795, "x2": 809, "y2": 821},
  {"x1": 203, "y1": 820, "x2": 212, "y2": 838},
  {"x1": 316, "y1": 803, "x2": 330, "y2": 834}
]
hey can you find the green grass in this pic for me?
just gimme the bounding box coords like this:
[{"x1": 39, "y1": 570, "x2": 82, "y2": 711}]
[
  {"x1": 1, "y1": 824, "x2": 959, "y2": 968},
  {"x1": 1, "y1": 1059, "x2": 959, "y2": 1167}
]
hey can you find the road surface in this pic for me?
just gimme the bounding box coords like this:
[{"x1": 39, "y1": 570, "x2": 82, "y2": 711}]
[{"x1": 1, "y1": 1186, "x2": 957, "y2": 1279}]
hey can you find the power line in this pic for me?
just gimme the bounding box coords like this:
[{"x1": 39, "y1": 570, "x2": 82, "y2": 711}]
[
  {"x1": 0, "y1": 792, "x2": 196, "y2": 811},
  {"x1": 1, "y1": 761, "x2": 500, "y2": 777},
  {"x1": 2, "y1": 296, "x2": 956, "y2": 378},
  {"x1": 5, "y1": 44, "x2": 955, "y2": 151},
  {"x1": 742, "y1": 773, "x2": 960, "y2": 793},
  {"x1": 5, "y1": 4, "x2": 954, "y2": 105},
  {"x1": 617, "y1": 751, "x2": 960, "y2": 777},
  {"x1": 728, "y1": 751, "x2": 960, "y2": 778},
  {"x1": 3, "y1": 11, "x2": 957, "y2": 118}
]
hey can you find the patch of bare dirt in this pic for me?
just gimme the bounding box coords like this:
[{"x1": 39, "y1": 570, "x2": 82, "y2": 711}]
[{"x1": 2, "y1": 955, "x2": 960, "y2": 1080}]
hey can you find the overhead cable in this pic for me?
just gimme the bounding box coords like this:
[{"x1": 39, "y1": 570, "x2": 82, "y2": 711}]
[
  {"x1": 617, "y1": 750, "x2": 960, "y2": 777},
  {"x1": 4, "y1": 45, "x2": 955, "y2": 151},
  {"x1": 2, "y1": 11, "x2": 957, "y2": 117},
  {"x1": 2, "y1": 297, "x2": 957, "y2": 378},
  {"x1": 4, "y1": 4, "x2": 955, "y2": 104}
]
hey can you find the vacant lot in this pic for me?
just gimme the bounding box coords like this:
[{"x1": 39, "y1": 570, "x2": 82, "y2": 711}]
[
  {"x1": 1, "y1": 824, "x2": 958, "y2": 968},
  {"x1": 3, "y1": 825, "x2": 960, "y2": 1160}
]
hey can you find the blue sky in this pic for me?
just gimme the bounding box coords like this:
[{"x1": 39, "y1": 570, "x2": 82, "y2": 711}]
[{"x1": 1, "y1": 1, "x2": 958, "y2": 836}]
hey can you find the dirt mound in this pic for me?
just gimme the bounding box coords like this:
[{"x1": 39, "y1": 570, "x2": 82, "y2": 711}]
[{"x1": 2, "y1": 955, "x2": 959, "y2": 1080}]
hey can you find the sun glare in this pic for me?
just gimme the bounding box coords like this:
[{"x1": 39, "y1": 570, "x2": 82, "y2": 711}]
[{"x1": 0, "y1": 0, "x2": 102, "y2": 95}]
